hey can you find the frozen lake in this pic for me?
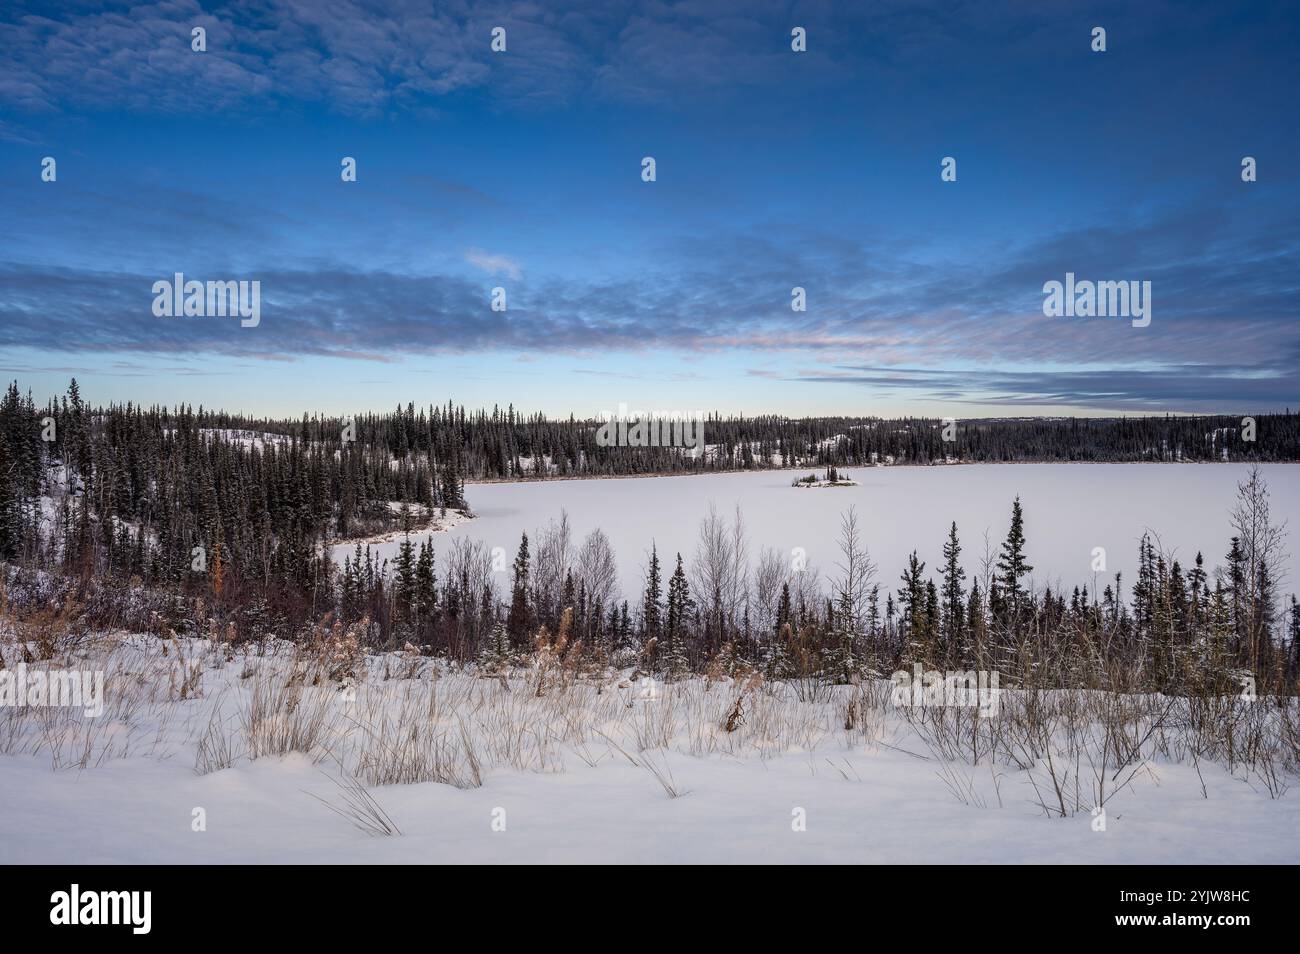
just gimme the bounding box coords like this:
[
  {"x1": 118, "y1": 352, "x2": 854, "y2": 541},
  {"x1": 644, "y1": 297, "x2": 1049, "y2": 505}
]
[{"x1": 346, "y1": 463, "x2": 1300, "y2": 604}]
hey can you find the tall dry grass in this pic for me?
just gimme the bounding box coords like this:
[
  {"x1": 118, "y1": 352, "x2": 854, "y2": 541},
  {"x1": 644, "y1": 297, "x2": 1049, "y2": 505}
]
[{"x1": 1, "y1": 615, "x2": 1296, "y2": 818}]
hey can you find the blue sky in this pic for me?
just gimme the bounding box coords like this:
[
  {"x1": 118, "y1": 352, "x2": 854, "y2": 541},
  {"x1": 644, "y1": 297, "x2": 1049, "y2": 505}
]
[{"x1": 0, "y1": 0, "x2": 1297, "y2": 418}]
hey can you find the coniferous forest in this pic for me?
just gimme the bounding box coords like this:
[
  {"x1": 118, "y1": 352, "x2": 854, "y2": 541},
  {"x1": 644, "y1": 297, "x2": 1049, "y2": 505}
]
[{"x1": 1, "y1": 379, "x2": 1297, "y2": 693}]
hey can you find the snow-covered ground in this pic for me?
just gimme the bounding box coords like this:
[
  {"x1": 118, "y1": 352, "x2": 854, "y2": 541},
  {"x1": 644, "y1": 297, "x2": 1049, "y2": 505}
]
[
  {"x1": 162, "y1": 428, "x2": 295, "y2": 452},
  {"x1": 328, "y1": 505, "x2": 473, "y2": 557},
  {"x1": 355, "y1": 463, "x2": 1300, "y2": 599},
  {"x1": 1, "y1": 635, "x2": 1296, "y2": 864}
]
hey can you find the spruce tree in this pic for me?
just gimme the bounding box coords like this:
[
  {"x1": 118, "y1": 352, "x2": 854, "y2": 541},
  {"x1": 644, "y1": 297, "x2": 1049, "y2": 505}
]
[
  {"x1": 995, "y1": 496, "x2": 1033, "y2": 625},
  {"x1": 897, "y1": 550, "x2": 927, "y2": 653},
  {"x1": 506, "y1": 532, "x2": 532, "y2": 644},
  {"x1": 394, "y1": 532, "x2": 416, "y2": 622},
  {"x1": 642, "y1": 544, "x2": 662, "y2": 640},
  {"x1": 966, "y1": 579, "x2": 985, "y2": 665},
  {"x1": 924, "y1": 580, "x2": 940, "y2": 652},
  {"x1": 415, "y1": 541, "x2": 436, "y2": 624},
  {"x1": 1225, "y1": 536, "x2": 1246, "y2": 657},
  {"x1": 665, "y1": 553, "x2": 693, "y2": 675},
  {"x1": 775, "y1": 581, "x2": 793, "y2": 636},
  {"x1": 940, "y1": 521, "x2": 966, "y2": 661},
  {"x1": 0, "y1": 437, "x2": 17, "y2": 559},
  {"x1": 1289, "y1": 596, "x2": 1300, "y2": 678}
]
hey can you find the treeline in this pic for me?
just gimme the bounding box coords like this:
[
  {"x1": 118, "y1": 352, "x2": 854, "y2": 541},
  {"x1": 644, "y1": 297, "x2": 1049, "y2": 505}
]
[
  {"x1": 1, "y1": 380, "x2": 1298, "y2": 690},
  {"x1": 4, "y1": 379, "x2": 1297, "y2": 506}
]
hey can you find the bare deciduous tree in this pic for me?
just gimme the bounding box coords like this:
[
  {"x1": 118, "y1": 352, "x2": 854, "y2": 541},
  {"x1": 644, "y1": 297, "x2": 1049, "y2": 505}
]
[
  {"x1": 690, "y1": 504, "x2": 748, "y2": 640},
  {"x1": 834, "y1": 506, "x2": 876, "y2": 632},
  {"x1": 752, "y1": 546, "x2": 787, "y2": 636},
  {"x1": 445, "y1": 538, "x2": 495, "y2": 618},
  {"x1": 1230, "y1": 465, "x2": 1289, "y2": 670},
  {"x1": 577, "y1": 527, "x2": 619, "y2": 612},
  {"x1": 532, "y1": 510, "x2": 573, "y2": 619}
]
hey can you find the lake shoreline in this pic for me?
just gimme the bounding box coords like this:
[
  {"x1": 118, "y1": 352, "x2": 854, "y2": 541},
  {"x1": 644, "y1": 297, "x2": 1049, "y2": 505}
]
[{"x1": 464, "y1": 458, "x2": 1300, "y2": 486}]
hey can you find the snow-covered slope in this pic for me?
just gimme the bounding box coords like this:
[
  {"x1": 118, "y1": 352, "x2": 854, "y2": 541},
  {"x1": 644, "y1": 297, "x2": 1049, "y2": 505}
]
[{"x1": 1, "y1": 635, "x2": 1296, "y2": 864}]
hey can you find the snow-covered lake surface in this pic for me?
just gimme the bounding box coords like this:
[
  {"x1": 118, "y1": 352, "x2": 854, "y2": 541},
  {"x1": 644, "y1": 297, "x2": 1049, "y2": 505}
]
[{"x1": 348, "y1": 463, "x2": 1300, "y2": 601}]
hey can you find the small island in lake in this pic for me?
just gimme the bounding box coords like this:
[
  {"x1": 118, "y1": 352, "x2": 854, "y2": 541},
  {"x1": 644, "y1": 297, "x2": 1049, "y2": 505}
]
[{"x1": 792, "y1": 466, "x2": 858, "y2": 488}]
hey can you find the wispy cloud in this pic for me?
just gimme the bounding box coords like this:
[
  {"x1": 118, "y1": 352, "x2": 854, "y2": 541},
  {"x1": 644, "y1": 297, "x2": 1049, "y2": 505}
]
[
  {"x1": 779, "y1": 365, "x2": 1300, "y2": 414},
  {"x1": 0, "y1": 117, "x2": 40, "y2": 144},
  {"x1": 465, "y1": 248, "x2": 522, "y2": 280},
  {"x1": 1, "y1": 193, "x2": 1296, "y2": 412},
  {"x1": 0, "y1": 1, "x2": 1117, "y2": 117},
  {"x1": 0, "y1": 0, "x2": 797, "y2": 116}
]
